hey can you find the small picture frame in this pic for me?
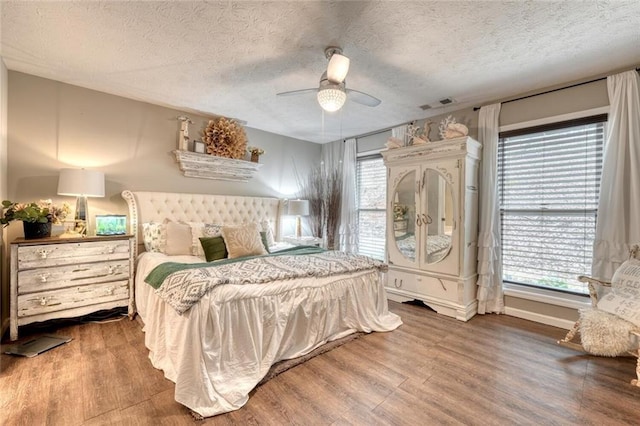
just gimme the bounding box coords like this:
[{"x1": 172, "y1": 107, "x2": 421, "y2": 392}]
[{"x1": 193, "y1": 141, "x2": 205, "y2": 154}]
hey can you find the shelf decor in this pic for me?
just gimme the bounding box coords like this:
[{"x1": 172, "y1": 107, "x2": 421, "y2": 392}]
[
  {"x1": 203, "y1": 117, "x2": 247, "y2": 159},
  {"x1": 173, "y1": 150, "x2": 262, "y2": 182}
]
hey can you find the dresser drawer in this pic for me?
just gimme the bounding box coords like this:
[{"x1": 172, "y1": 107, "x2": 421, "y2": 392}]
[
  {"x1": 387, "y1": 269, "x2": 420, "y2": 293},
  {"x1": 388, "y1": 268, "x2": 459, "y2": 303},
  {"x1": 18, "y1": 260, "x2": 130, "y2": 294},
  {"x1": 17, "y1": 280, "x2": 129, "y2": 318},
  {"x1": 414, "y1": 275, "x2": 459, "y2": 303},
  {"x1": 17, "y1": 240, "x2": 130, "y2": 270}
]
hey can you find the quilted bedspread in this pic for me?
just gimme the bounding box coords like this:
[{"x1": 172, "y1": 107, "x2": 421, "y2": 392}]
[{"x1": 147, "y1": 250, "x2": 387, "y2": 314}]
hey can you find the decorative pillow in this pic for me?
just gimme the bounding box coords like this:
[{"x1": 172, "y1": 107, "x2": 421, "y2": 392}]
[
  {"x1": 141, "y1": 222, "x2": 166, "y2": 253},
  {"x1": 188, "y1": 222, "x2": 223, "y2": 257},
  {"x1": 199, "y1": 236, "x2": 228, "y2": 262},
  {"x1": 260, "y1": 220, "x2": 276, "y2": 246},
  {"x1": 165, "y1": 221, "x2": 193, "y2": 256},
  {"x1": 610, "y1": 258, "x2": 640, "y2": 299},
  {"x1": 579, "y1": 308, "x2": 636, "y2": 356},
  {"x1": 260, "y1": 231, "x2": 271, "y2": 254},
  {"x1": 597, "y1": 292, "x2": 640, "y2": 327},
  {"x1": 221, "y1": 223, "x2": 268, "y2": 259}
]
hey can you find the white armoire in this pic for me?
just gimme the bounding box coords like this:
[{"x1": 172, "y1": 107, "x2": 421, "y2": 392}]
[{"x1": 382, "y1": 136, "x2": 481, "y2": 321}]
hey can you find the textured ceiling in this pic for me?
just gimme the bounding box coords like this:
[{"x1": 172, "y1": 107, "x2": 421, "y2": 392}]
[{"x1": 1, "y1": 1, "x2": 639, "y2": 143}]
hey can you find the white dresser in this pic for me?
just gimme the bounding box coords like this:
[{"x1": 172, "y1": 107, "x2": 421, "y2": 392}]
[{"x1": 9, "y1": 235, "x2": 134, "y2": 340}]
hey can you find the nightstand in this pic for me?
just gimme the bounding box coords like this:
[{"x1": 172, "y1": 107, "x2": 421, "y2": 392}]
[
  {"x1": 283, "y1": 236, "x2": 323, "y2": 247},
  {"x1": 9, "y1": 235, "x2": 134, "y2": 341}
]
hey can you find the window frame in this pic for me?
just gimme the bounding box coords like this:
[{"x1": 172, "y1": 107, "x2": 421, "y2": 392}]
[
  {"x1": 497, "y1": 109, "x2": 607, "y2": 297},
  {"x1": 356, "y1": 152, "x2": 387, "y2": 260}
]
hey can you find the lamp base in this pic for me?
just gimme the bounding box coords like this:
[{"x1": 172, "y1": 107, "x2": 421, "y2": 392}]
[
  {"x1": 75, "y1": 196, "x2": 88, "y2": 236},
  {"x1": 295, "y1": 216, "x2": 302, "y2": 238}
]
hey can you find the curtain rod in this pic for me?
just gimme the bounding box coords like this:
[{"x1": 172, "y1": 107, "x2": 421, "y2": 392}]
[{"x1": 473, "y1": 67, "x2": 640, "y2": 112}]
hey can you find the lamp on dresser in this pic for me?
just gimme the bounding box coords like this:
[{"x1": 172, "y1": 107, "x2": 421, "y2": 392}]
[
  {"x1": 57, "y1": 168, "x2": 105, "y2": 236},
  {"x1": 287, "y1": 199, "x2": 310, "y2": 239}
]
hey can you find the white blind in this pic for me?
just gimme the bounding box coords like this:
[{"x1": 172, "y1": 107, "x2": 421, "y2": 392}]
[
  {"x1": 499, "y1": 116, "x2": 605, "y2": 294},
  {"x1": 357, "y1": 156, "x2": 386, "y2": 260}
]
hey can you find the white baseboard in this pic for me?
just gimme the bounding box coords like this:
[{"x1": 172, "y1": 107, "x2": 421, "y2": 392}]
[{"x1": 505, "y1": 307, "x2": 575, "y2": 330}]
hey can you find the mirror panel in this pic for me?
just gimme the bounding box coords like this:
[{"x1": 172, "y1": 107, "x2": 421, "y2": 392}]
[
  {"x1": 424, "y1": 168, "x2": 453, "y2": 264},
  {"x1": 393, "y1": 170, "x2": 416, "y2": 262}
]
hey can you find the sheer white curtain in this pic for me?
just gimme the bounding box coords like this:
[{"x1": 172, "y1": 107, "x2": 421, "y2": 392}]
[
  {"x1": 476, "y1": 103, "x2": 505, "y2": 314},
  {"x1": 592, "y1": 70, "x2": 640, "y2": 279},
  {"x1": 339, "y1": 138, "x2": 358, "y2": 252}
]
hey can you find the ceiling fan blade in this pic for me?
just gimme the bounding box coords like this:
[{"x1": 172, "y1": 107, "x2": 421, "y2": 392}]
[
  {"x1": 327, "y1": 53, "x2": 350, "y2": 83},
  {"x1": 276, "y1": 88, "x2": 318, "y2": 97},
  {"x1": 346, "y1": 88, "x2": 381, "y2": 107}
]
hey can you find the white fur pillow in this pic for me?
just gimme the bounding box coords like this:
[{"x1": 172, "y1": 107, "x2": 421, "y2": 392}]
[
  {"x1": 579, "y1": 308, "x2": 636, "y2": 356},
  {"x1": 221, "y1": 223, "x2": 268, "y2": 259}
]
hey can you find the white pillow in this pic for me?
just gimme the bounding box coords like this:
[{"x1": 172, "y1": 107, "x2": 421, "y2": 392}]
[
  {"x1": 260, "y1": 220, "x2": 276, "y2": 246},
  {"x1": 221, "y1": 223, "x2": 268, "y2": 259},
  {"x1": 610, "y1": 258, "x2": 640, "y2": 299},
  {"x1": 141, "y1": 222, "x2": 166, "y2": 253},
  {"x1": 165, "y1": 221, "x2": 193, "y2": 256},
  {"x1": 597, "y1": 292, "x2": 640, "y2": 327}
]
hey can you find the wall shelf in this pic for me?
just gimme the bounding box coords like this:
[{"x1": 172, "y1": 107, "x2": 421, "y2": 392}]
[{"x1": 173, "y1": 150, "x2": 262, "y2": 182}]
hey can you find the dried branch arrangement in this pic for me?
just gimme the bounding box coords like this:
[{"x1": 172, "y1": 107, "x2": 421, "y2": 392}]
[
  {"x1": 202, "y1": 117, "x2": 247, "y2": 159},
  {"x1": 294, "y1": 165, "x2": 342, "y2": 250}
]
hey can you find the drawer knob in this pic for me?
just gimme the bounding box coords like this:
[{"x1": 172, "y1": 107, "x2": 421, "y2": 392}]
[
  {"x1": 40, "y1": 297, "x2": 48, "y2": 306},
  {"x1": 105, "y1": 287, "x2": 114, "y2": 295},
  {"x1": 107, "y1": 265, "x2": 121, "y2": 274},
  {"x1": 107, "y1": 247, "x2": 116, "y2": 254},
  {"x1": 39, "y1": 273, "x2": 50, "y2": 283},
  {"x1": 37, "y1": 249, "x2": 51, "y2": 259}
]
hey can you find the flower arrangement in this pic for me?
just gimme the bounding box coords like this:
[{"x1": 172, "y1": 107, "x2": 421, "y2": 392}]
[
  {"x1": 202, "y1": 117, "x2": 248, "y2": 159},
  {"x1": 0, "y1": 199, "x2": 71, "y2": 226},
  {"x1": 393, "y1": 203, "x2": 408, "y2": 220}
]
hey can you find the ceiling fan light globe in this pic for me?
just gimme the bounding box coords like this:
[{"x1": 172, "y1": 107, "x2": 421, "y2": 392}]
[
  {"x1": 317, "y1": 88, "x2": 346, "y2": 112},
  {"x1": 327, "y1": 53, "x2": 350, "y2": 83}
]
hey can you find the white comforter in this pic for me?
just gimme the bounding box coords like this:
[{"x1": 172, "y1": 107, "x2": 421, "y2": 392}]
[{"x1": 135, "y1": 252, "x2": 402, "y2": 417}]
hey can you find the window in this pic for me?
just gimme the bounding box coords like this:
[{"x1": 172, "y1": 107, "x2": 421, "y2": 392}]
[
  {"x1": 499, "y1": 115, "x2": 606, "y2": 294},
  {"x1": 357, "y1": 155, "x2": 387, "y2": 260}
]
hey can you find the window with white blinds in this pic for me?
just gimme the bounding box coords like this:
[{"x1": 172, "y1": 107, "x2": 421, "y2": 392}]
[
  {"x1": 357, "y1": 155, "x2": 387, "y2": 260},
  {"x1": 498, "y1": 115, "x2": 606, "y2": 294}
]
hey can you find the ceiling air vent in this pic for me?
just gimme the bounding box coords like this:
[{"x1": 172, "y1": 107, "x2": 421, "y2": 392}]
[
  {"x1": 419, "y1": 104, "x2": 432, "y2": 111},
  {"x1": 439, "y1": 97, "x2": 454, "y2": 105}
]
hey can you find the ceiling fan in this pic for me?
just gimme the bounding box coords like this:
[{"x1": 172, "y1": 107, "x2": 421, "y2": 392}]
[{"x1": 277, "y1": 47, "x2": 381, "y2": 112}]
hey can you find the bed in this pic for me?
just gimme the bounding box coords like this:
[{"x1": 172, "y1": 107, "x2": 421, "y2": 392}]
[{"x1": 122, "y1": 190, "x2": 402, "y2": 417}]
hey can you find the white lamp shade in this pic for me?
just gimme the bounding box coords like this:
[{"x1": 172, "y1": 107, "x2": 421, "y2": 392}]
[
  {"x1": 288, "y1": 199, "x2": 310, "y2": 216},
  {"x1": 317, "y1": 88, "x2": 347, "y2": 112},
  {"x1": 327, "y1": 53, "x2": 350, "y2": 83},
  {"x1": 57, "y1": 168, "x2": 105, "y2": 197}
]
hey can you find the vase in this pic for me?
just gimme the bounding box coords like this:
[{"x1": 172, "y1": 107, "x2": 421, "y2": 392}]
[
  {"x1": 23, "y1": 221, "x2": 52, "y2": 240},
  {"x1": 251, "y1": 153, "x2": 260, "y2": 163}
]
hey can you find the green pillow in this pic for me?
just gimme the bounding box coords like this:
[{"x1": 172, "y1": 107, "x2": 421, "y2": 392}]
[
  {"x1": 199, "y1": 236, "x2": 228, "y2": 262},
  {"x1": 260, "y1": 231, "x2": 271, "y2": 253}
]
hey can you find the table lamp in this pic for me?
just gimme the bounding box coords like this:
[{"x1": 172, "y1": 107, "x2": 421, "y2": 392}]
[
  {"x1": 57, "y1": 168, "x2": 105, "y2": 236},
  {"x1": 287, "y1": 199, "x2": 309, "y2": 239}
]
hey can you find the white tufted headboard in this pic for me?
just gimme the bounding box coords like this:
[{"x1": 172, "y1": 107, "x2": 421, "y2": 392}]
[{"x1": 121, "y1": 190, "x2": 282, "y2": 258}]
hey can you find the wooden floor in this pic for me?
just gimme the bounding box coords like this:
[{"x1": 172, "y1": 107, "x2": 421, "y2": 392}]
[{"x1": 2, "y1": 301, "x2": 639, "y2": 425}]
